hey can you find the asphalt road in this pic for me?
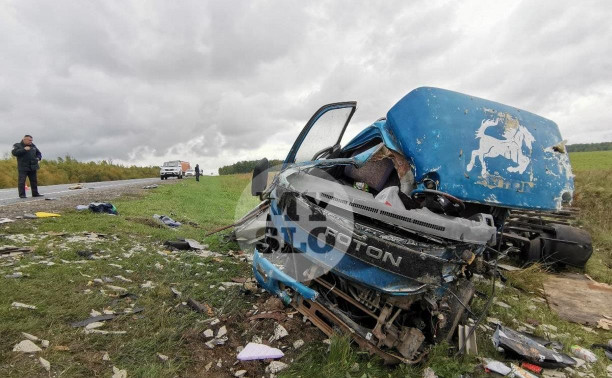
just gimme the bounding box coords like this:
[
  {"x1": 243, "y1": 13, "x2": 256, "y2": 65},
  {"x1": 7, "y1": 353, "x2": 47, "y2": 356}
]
[{"x1": 0, "y1": 177, "x2": 160, "y2": 207}]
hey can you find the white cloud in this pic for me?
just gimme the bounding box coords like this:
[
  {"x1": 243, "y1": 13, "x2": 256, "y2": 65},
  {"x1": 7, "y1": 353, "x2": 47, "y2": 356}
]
[{"x1": 1, "y1": 0, "x2": 610, "y2": 173}]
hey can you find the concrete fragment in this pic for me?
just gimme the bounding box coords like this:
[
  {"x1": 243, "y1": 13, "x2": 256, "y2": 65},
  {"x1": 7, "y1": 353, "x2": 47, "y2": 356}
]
[
  {"x1": 266, "y1": 361, "x2": 289, "y2": 374},
  {"x1": 103, "y1": 352, "x2": 110, "y2": 361},
  {"x1": 91, "y1": 309, "x2": 102, "y2": 317},
  {"x1": 205, "y1": 362, "x2": 213, "y2": 371},
  {"x1": 234, "y1": 370, "x2": 247, "y2": 377},
  {"x1": 270, "y1": 324, "x2": 288, "y2": 341},
  {"x1": 114, "y1": 275, "x2": 132, "y2": 283},
  {"x1": 13, "y1": 340, "x2": 42, "y2": 353},
  {"x1": 5, "y1": 272, "x2": 23, "y2": 278},
  {"x1": 203, "y1": 329, "x2": 214, "y2": 338},
  {"x1": 39, "y1": 357, "x2": 50, "y2": 372},
  {"x1": 293, "y1": 339, "x2": 305, "y2": 349},
  {"x1": 217, "y1": 326, "x2": 227, "y2": 338},
  {"x1": 41, "y1": 340, "x2": 49, "y2": 348},
  {"x1": 216, "y1": 358, "x2": 222, "y2": 368},
  {"x1": 210, "y1": 318, "x2": 220, "y2": 326}
]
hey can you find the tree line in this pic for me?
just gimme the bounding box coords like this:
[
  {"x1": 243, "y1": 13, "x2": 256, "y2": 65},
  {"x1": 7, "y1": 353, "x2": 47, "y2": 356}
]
[
  {"x1": 567, "y1": 142, "x2": 612, "y2": 152},
  {"x1": 0, "y1": 155, "x2": 158, "y2": 189},
  {"x1": 218, "y1": 159, "x2": 284, "y2": 175}
]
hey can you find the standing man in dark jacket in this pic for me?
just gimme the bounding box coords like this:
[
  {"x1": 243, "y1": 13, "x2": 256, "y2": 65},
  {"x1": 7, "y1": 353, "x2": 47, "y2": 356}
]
[
  {"x1": 195, "y1": 164, "x2": 200, "y2": 182},
  {"x1": 12, "y1": 135, "x2": 43, "y2": 198}
]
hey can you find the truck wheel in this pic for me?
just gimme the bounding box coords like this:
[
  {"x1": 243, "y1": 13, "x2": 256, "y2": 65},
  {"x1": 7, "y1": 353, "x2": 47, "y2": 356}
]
[{"x1": 160, "y1": 176, "x2": 164, "y2": 180}]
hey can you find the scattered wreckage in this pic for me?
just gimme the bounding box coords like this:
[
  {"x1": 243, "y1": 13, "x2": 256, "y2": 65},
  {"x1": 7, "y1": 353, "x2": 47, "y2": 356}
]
[{"x1": 235, "y1": 87, "x2": 593, "y2": 363}]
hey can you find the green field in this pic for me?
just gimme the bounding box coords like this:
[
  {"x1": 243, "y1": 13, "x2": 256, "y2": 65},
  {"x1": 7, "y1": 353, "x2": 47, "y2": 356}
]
[
  {"x1": 1, "y1": 151, "x2": 611, "y2": 377},
  {"x1": 570, "y1": 150, "x2": 612, "y2": 171}
]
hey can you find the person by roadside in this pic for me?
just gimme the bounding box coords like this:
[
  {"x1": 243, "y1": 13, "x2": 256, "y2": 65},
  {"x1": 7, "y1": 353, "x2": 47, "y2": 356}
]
[
  {"x1": 195, "y1": 164, "x2": 200, "y2": 182},
  {"x1": 11, "y1": 135, "x2": 43, "y2": 198}
]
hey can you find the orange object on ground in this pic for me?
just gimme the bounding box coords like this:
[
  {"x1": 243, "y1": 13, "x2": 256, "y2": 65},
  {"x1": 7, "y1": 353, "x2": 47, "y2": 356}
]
[{"x1": 520, "y1": 362, "x2": 543, "y2": 374}]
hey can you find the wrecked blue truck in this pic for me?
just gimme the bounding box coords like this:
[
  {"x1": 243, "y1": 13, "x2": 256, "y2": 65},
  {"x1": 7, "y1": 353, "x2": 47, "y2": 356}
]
[{"x1": 236, "y1": 87, "x2": 592, "y2": 363}]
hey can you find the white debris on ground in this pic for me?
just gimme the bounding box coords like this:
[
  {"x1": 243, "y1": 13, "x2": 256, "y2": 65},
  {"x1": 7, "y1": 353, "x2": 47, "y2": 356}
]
[
  {"x1": 39, "y1": 357, "x2": 51, "y2": 372},
  {"x1": 11, "y1": 302, "x2": 37, "y2": 310},
  {"x1": 13, "y1": 340, "x2": 42, "y2": 353},
  {"x1": 157, "y1": 353, "x2": 169, "y2": 362},
  {"x1": 112, "y1": 366, "x2": 127, "y2": 378},
  {"x1": 269, "y1": 324, "x2": 288, "y2": 342},
  {"x1": 265, "y1": 361, "x2": 289, "y2": 374}
]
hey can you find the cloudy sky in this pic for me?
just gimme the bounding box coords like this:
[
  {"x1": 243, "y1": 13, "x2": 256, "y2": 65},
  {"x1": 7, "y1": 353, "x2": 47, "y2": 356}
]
[{"x1": 1, "y1": 0, "x2": 611, "y2": 174}]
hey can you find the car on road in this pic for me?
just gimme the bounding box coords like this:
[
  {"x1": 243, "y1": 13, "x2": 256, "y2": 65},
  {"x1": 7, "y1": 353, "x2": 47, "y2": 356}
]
[
  {"x1": 184, "y1": 169, "x2": 195, "y2": 177},
  {"x1": 160, "y1": 161, "x2": 183, "y2": 180}
]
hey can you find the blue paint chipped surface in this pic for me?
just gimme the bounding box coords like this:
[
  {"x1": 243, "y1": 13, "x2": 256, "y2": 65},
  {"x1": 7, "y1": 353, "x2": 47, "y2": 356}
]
[{"x1": 346, "y1": 87, "x2": 574, "y2": 211}]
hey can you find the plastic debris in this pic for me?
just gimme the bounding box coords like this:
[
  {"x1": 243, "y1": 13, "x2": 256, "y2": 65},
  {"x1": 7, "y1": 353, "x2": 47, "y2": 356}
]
[
  {"x1": 484, "y1": 359, "x2": 512, "y2": 375},
  {"x1": 422, "y1": 367, "x2": 437, "y2": 378},
  {"x1": 570, "y1": 345, "x2": 597, "y2": 363},
  {"x1": 142, "y1": 184, "x2": 158, "y2": 189},
  {"x1": 13, "y1": 340, "x2": 42, "y2": 353},
  {"x1": 76, "y1": 205, "x2": 89, "y2": 211},
  {"x1": 493, "y1": 325, "x2": 576, "y2": 368},
  {"x1": 237, "y1": 342, "x2": 284, "y2": 361},
  {"x1": 71, "y1": 314, "x2": 116, "y2": 328},
  {"x1": 35, "y1": 212, "x2": 61, "y2": 218},
  {"x1": 521, "y1": 362, "x2": 543, "y2": 374},
  {"x1": 0, "y1": 217, "x2": 14, "y2": 224},
  {"x1": 153, "y1": 214, "x2": 181, "y2": 228},
  {"x1": 375, "y1": 186, "x2": 404, "y2": 208}
]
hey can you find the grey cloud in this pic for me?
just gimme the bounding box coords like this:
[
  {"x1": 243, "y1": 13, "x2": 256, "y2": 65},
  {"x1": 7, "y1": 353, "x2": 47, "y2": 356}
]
[{"x1": 0, "y1": 0, "x2": 610, "y2": 173}]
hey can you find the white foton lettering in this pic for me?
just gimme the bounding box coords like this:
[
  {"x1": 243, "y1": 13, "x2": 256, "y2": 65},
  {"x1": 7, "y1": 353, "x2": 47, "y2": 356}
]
[{"x1": 366, "y1": 246, "x2": 383, "y2": 259}]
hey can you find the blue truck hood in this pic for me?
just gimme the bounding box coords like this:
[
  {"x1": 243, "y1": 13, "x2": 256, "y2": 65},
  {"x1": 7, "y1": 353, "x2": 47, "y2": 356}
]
[{"x1": 344, "y1": 87, "x2": 573, "y2": 211}]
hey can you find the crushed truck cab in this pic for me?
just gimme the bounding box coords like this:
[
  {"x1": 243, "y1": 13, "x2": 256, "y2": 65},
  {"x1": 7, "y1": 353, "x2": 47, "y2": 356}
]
[{"x1": 238, "y1": 87, "x2": 592, "y2": 363}]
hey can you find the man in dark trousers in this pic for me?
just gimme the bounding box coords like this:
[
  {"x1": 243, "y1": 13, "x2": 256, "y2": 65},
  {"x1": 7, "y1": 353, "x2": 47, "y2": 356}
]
[
  {"x1": 195, "y1": 164, "x2": 200, "y2": 182},
  {"x1": 12, "y1": 135, "x2": 43, "y2": 198}
]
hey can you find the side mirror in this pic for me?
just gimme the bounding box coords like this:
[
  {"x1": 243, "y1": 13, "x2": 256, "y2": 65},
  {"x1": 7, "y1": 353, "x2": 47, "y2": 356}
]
[{"x1": 251, "y1": 158, "x2": 269, "y2": 196}]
